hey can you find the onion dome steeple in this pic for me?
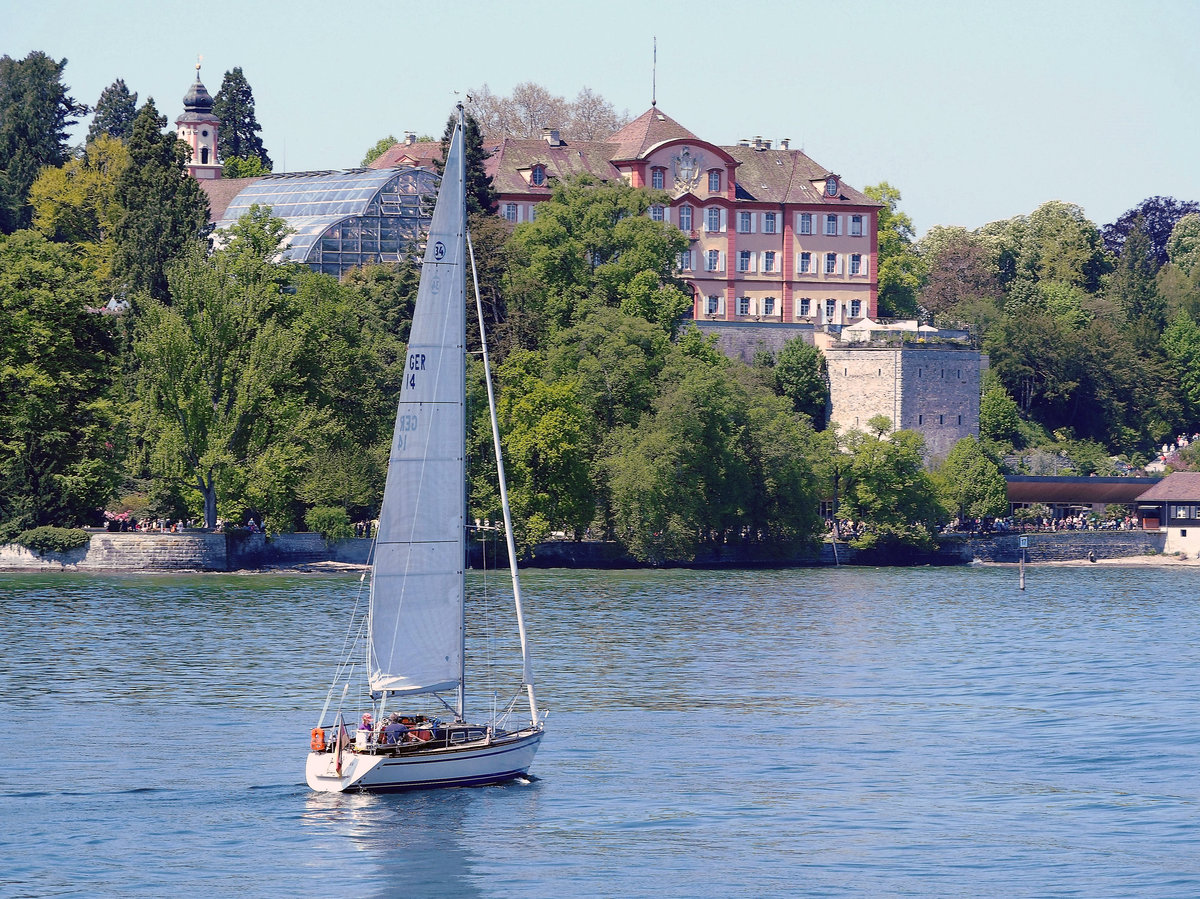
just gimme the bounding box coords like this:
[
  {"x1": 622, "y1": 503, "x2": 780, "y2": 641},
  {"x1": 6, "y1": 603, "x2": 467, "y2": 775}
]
[
  {"x1": 177, "y1": 61, "x2": 222, "y2": 181},
  {"x1": 182, "y1": 65, "x2": 215, "y2": 114}
]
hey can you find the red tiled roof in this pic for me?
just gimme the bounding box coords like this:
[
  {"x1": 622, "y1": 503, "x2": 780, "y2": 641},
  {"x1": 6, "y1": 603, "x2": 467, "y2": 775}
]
[
  {"x1": 608, "y1": 106, "x2": 701, "y2": 159},
  {"x1": 199, "y1": 176, "x2": 263, "y2": 221},
  {"x1": 725, "y1": 145, "x2": 877, "y2": 207},
  {"x1": 484, "y1": 136, "x2": 622, "y2": 196},
  {"x1": 1135, "y1": 471, "x2": 1200, "y2": 501},
  {"x1": 368, "y1": 140, "x2": 443, "y2": 171}
]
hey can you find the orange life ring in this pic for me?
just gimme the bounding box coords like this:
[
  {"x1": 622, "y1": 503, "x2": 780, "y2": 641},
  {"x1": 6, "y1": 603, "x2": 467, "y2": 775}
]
[{"x1": 310, "y1": 727, "x2": 327, "y2": 752}]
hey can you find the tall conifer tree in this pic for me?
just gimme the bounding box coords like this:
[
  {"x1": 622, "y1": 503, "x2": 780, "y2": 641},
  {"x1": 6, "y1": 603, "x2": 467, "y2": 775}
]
[
  {"x1": 111, "y1": 99, "x2": 209, "y2": 300},
  {"x1": 0, "y1": 51, "x2": 82, "y2": 233},
  {"x1": 88, "y1": 78, "x2": 138, "y2": 143},
  {"x1": 212, "y1": 67, "x2": 271, "y2": 172}
]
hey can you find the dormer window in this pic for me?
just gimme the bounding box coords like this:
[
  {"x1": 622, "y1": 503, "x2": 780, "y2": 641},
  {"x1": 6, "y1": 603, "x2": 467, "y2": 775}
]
[
  {"x1": 651, "y1": 167, "x2": 665, "y2": 190},
  {"x1": 531, "y1": 165, "x2": 546, "y2": 187},
  {"x1": 708, "y1": 170, "x2": 722, "y2": 193}
]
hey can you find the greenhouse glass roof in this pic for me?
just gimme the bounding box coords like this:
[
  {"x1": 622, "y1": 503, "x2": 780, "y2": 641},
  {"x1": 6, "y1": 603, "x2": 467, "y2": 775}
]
[{"x1": 214, "y1": 168, "x2": 439, "y2": 272}]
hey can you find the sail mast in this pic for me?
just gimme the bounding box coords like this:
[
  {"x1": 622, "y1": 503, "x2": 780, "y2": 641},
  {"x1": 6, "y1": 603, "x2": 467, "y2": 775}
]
[
  {"x1": 468, "y1": 233, "x2": 539, "y2": 727},
  {"x1": 456, "y1": 105, "x2": 467, "y2": 722}
]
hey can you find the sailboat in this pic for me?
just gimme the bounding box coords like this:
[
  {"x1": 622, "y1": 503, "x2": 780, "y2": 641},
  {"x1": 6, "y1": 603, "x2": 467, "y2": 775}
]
[{"x1": 305, "y1": 108, "x2": 544, "y2": 793}]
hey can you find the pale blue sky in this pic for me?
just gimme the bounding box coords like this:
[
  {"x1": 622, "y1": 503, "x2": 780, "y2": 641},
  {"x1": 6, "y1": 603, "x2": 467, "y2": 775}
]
[{"x1": 7, "y1": 0, "x2": 1199, "y2": 237}]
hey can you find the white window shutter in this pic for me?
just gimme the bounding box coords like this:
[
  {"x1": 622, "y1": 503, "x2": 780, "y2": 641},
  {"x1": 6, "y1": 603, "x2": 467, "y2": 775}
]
[
  {"x1": 750, "y1": 212, "x2": 757, "y2": 234},
  {"x1": 836, "y1": 254, "x2": 842, "y2": 274},
  {"x1": 719, "y1": 252, "x2": 726, "y2": 272},
  {"x1": 664, "y1": 206, "x2": 672, "y2": 224},
  {"x1": 750, "y1": 252, "x2": 757, "y2": 273},
  {"x1": 718, "y1": 296, "x2": 725, "y2": 315},
  {"x1": 690, "y1": 250, "x2": 696, "y2": 270},
  {"x1": 720, "y1": 209, "x2": 727, "y2": 232},
  {"x1": 517, "y1": 205, "x2": 524, "y2": 223},
  {"x1": 838, "y1": 215, "x2": 843, "y2": 236},
  {"x1": 795, "y1": 212, "x2": 801, "y2": 233}
]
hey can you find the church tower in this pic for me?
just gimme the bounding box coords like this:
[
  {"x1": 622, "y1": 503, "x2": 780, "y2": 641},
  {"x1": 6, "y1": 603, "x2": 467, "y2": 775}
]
[{"x1": 177, "y1": 64, "x2": 221, "y2": 180}]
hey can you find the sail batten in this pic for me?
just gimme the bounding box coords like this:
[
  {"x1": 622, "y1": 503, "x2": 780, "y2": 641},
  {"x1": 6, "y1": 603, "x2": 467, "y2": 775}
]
[{"x1": 367, "y1": 124, "x2": 466, "y2": 697}]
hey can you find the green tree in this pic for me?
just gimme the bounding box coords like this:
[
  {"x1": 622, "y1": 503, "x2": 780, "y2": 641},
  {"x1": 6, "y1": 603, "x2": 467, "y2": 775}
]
[
  {"x1": 498, "y1": 361, "x2": 596, "y2": 547},
  {"x1": 918, "y1": 225, "x2": 1001, "y2": 322},
  {"x1": 131, "y1": 227, "x2": 300, "y2": 528},
  {"x1": 361, "y1": 135, "x2": 399, "y2": 167},
  {"x1": 0, "y1": 231, "x2": 121, "y2": 538},
  {"x1": 1162, "y1": 311, "x2": 1200, "y2": 429},
  {"x1": 1166, "y1": 213, "x2": 1200, "y2": 277},
  {"x1": 979, "y1": 381, "x2": 1022, "y2": 447},
  {"x1": 1107, "y1": 214, "x2": 1163, "y2": 338},
  {"x1": 772, "y1": 336, "x2": 828, "y2": 427},
  {"x1": 839, "y1": 426, "x2": 942, "y2": 551},
  {"x1": 0, "y1": 52, "x2": 83, "y2": 233},
  {"x1": 865, "y1": 182, "x2": 925, "y2": 318},
  {"x1": 222, "y1": 155, "x2": 270, "y2": 178},
  {"x1": 934, "y1": 436, "x2": 1008, "y2": 524},
  {"x1": 112, "y1": 99, "x2": 210, "y2": 299},
  {"x1": 438, "y1": 111, "x2": 496, "y2": 216},
  {"x1": 504, "y1": 174, "x2": 690, "y2": 342},
  {"x1": 212, "y1": 67, "x2": 271, "y2": 171},
  {"x1": 28, "y1": 134, "x2": 129, "y2": 283},
  {"x1": 88, "y1": 78, "x2": 137, "y2": 142}
]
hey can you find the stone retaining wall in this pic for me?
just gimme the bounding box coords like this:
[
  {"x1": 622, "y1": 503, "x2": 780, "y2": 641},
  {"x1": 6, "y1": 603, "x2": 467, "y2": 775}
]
[
  {"x1": 943, "y1": 530, "x2": 1167, "y2": 563},
  {"x1": 0, "y1": 531, "x2": 373, "y2": 572}
]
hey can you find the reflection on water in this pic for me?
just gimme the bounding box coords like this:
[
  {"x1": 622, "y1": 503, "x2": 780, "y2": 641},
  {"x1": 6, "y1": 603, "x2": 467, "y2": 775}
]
[{"x1": 1, "y1": 565, "x2": 1198, "y2": 897}]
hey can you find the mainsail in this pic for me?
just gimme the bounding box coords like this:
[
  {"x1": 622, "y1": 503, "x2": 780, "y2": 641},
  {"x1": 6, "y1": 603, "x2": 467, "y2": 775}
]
[{"x1": 368, "y1": 128, "x2": 465, "y2": 696}]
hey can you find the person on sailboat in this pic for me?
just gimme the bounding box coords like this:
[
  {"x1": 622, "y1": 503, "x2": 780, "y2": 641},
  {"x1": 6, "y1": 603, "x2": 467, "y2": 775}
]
[{"x1": 382, "y1": 713, "x2": 409, "y2": 745}]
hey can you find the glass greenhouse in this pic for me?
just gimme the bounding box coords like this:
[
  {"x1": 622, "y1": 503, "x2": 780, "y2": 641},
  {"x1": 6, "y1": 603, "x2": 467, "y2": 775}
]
[{"x1": 214, "y1": 168, "x2": 439, "y2": 277}]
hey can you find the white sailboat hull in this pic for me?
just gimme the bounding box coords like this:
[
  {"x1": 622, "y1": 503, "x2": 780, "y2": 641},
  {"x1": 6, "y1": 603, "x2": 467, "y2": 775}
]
[{"x1": 305, "y1": 728, "x2": 542, "y2": 793}]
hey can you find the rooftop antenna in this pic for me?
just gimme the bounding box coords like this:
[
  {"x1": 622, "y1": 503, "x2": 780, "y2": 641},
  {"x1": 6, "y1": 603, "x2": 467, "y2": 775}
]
[{"x1": 652, "y1": 36, "x2": 657, "y2": 107}]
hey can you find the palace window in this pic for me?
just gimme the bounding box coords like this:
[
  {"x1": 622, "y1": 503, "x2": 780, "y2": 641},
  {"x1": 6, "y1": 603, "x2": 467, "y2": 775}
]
[
  {"x1": 850, "y1": 253, "x2": 862, "y2": 275},
  {"x1": 850, "y1": 214, "x2": 863, "y2": 236},
  {"x1": 763, "y1": 212, "x2": 777, "y2": 234},
  {"x1": 799, "y1": 213, "x2": 813, "y2": 235},
  {"x1": 678, "y1": 250, "x2": 693, "y2": 271},
  {"x1": 799, "y1": 297, "x2": 811, "y2": 316},
  {"x1": 737, "y1": 250, "x2": 752, "y2": 272},
  {"x1": 531, "y1": 166, "x2": 545, "y2": 186},
  {"x1": 708, "y1": 170, "x2": 722, "y2": 192},
  {"x1": 799, "y1": 251, "x2": 811, "y2": 273},
  {"x1": 825, "y1": 298, "x2": 836, "y2": 319},
  {"x1": 706, "y1": 249, "x2": 721, "y2": 271},
  {"x1": 651, "y1": 167, "x2": 665, "y2": 190},
  {"x1": 763, "y1": 250, "x2": 776, "y2": 273},
  {"x1": 706, "y1": 295, "x2": 720, "y2": 315},
  {"x1": 825, "y1": 214, "x2": 838, "y2": 236},
  {"x1": 678, "y1": 205, "x2": 693, "y2": 231},
  {"x1": 737, "y1": 296, "x2": 750, "y2": 315},
  {"x1": 705, "y1": 206, "x2": 722, "y2": 232},
  {"x1": 504, "y1": 203, "x2": 518, "y2": 222},
  {"x1": 650, "y1": 204, "x2": 664, "y2": 222},
  {"x1": 851, "y1": 299, "x2": 861, "y2": 317},
  {"x1": 738, "y1": 211, "x2": 752, "y2": 233},
  {"x1": 825, "y1": 252, "x2": 838, "y2": 274},
  {"x1": 763, "y1": 296, "x2": 775, "y2": 315}
]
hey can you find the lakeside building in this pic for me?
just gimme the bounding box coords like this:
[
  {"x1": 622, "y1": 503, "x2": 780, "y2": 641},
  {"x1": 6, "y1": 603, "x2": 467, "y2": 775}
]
[
  {"x1": 371, "y1": 106, "x2": 884, "y2": 329},
  {"x1": 1133, "y1": 471, "x2": 1200, "y2": 555}
]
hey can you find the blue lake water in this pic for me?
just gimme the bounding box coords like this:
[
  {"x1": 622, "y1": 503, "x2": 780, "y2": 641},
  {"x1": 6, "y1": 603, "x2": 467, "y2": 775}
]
[{"x1": 1, "y1": 564, "x2": 1198, "y2": 897}]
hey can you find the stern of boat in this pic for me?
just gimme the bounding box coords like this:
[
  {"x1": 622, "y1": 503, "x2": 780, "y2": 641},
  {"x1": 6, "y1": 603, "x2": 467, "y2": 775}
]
[{"x1": 306, "y1": 749, "x2": 385, "y2": 793}]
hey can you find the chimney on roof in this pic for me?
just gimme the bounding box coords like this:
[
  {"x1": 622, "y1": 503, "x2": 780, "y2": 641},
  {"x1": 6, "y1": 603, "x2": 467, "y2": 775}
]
[
  {"x1": 780, "y1": 138, "x2": 790, "y2": 150},
  {"x1": 403, "y1": 132, "x2": 416, "y2": 145},
  {"x1": 543, "y1": 127, "x2": 562, "y2": 147},
  {"x1": 738, "y1": 138, "x2": 751, "y2": 147},
  {"x1": 753, "y1": 136, "x2": 771, "y2": 151}
]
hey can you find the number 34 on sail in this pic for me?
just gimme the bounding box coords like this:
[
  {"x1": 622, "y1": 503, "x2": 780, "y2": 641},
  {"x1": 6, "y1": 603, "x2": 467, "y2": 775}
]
[{"x1": 305, "y1": 108, "x2": 544, "y2": 793}]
